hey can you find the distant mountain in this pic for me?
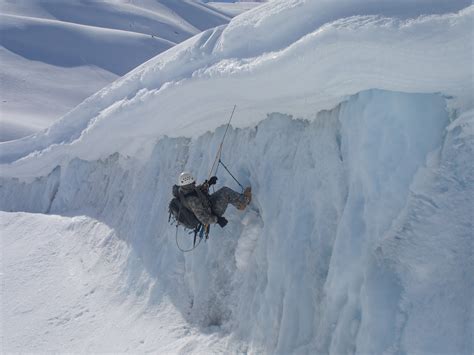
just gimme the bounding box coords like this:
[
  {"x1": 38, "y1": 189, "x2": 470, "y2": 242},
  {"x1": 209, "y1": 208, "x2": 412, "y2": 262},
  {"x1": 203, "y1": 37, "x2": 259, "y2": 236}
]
[
  {"x1": 206, "y1": 1, "x2": 265, "y2": 16},
  {"x1": 0, "y1": 0, "x2": 231, "y2": 141}
]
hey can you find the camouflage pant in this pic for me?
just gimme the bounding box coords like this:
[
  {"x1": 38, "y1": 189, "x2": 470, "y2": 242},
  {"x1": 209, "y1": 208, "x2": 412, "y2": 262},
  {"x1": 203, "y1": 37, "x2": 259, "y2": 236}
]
[{"x1": 209, "y1": 187, "x2": 245, "y2": 217}]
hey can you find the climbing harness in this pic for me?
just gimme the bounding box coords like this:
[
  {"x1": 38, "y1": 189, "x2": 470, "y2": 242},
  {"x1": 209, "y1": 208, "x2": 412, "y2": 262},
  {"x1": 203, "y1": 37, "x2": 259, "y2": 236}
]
[{"x1": 172, "y1": 198, "x2": 210, "y2": 253}]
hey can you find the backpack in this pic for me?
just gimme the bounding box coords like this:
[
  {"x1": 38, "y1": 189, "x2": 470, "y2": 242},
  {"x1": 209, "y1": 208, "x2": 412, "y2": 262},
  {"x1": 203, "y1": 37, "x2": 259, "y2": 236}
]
[{"x1": 168, "y1": 185, "x2": 201, "y2": 230}]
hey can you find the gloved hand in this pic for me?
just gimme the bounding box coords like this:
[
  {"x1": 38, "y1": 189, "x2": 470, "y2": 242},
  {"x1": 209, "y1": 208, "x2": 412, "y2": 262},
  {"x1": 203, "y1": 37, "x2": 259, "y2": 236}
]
[
  {"x1": 217, "y1": 216, "x2": 228, "y2": 228},
  {"x1": 208, "y1": 176, "x2": 218, "y2": 186}
]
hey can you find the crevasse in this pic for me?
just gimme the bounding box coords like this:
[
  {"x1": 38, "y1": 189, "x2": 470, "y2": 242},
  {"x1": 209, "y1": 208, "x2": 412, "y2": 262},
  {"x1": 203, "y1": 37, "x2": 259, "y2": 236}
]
[{"x1": 1, "y1": 89, "x2": 471, "y2": 354}]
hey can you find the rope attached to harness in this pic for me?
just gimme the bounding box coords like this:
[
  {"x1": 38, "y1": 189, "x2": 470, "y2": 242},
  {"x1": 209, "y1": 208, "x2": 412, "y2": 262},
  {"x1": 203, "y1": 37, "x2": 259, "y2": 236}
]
[
  {"x1": 207, "y1": 105, "x2": 245, "y2": 191},
  {"x1": 209, "y1": 105, "x2": 237, "y2": 179},
  {"x1": 218, "y1": 159, "x2": 244, "y2": 191},
  {"x1": 175, "y1": 223, "x2": 208, "y2": 253}
]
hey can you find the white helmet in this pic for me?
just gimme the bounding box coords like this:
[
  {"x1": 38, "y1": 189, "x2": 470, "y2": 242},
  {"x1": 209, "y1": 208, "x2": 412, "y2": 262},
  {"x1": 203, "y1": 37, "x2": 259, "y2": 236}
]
[{"x1": 178, "y1": 172, "x2": 195, "y2": 186}]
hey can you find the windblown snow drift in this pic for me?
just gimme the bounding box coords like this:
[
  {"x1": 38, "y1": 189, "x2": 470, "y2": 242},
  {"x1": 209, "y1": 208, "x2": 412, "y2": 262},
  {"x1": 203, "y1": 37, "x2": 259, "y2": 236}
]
[{"x1": 1, "y1": 0, "x2": 473, "y2": 353}]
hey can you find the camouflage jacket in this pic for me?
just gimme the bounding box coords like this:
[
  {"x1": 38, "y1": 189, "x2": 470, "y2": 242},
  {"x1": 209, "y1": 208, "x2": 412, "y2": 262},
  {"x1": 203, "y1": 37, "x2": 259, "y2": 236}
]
[{"x1": 179, "y1": 184, "x2": 217, "y2": 225}]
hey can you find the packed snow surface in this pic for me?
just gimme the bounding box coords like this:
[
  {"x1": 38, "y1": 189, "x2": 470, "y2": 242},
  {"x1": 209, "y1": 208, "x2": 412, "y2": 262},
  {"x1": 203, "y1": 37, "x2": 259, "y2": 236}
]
[
  {"x1": 0, "y1": 0, "x2": 230, "y2": 141},
  {"x1": 1, "y1": 0, "x2": 473, "y2": 353},
  {"x1": 1, "y1": 211, "x2": 239, "y2": 353}
]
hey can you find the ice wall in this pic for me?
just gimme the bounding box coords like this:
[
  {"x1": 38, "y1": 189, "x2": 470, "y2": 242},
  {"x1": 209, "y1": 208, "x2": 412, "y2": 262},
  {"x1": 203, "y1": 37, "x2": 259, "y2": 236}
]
[{"x1": 1, "y1": 90, "x2": 471, "y2": 354}]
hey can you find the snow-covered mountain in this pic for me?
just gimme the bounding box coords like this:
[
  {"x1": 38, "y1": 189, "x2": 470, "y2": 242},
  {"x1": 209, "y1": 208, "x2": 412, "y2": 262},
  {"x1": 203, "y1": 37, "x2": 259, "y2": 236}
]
[
  {"x1": 206, "y1": 1, "x2": 265, "y2": 16},
  {"x1": 0, "y1": 0, "x2": 232, "y2": 141},
  {"x1": 1, "y1": 0, "x2": 473, "y2": 353}
]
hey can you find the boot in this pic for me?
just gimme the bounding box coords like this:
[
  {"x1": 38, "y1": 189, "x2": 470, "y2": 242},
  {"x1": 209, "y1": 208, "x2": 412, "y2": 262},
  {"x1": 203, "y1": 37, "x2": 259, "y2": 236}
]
[{"x1": 237, "y1": 187, "x2": 252, "y2": 210}]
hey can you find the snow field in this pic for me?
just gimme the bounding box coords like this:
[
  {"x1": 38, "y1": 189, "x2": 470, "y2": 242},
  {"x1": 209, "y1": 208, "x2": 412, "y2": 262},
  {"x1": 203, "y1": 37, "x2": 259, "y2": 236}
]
[
  {"x1": 1, "y1": 3, "x2": 472, "y2": 173},
  {"x1": 0, "y1": 0, "x2": 231, "y2": 141},
  {"x1": 0, "y1": 211, "x2": 242, "y2": 353},
  {"x1": 206, "y1": 2, "x2": 264, "y2": 17}
]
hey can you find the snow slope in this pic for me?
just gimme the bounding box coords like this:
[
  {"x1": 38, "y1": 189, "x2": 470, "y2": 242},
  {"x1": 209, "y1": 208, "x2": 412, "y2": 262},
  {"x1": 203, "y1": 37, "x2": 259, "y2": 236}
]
[
  {"x1": 1, "y1": 211, "x2": 239, "y2": 353},
  {"x1": 0, "y1": 0, "x2": 230, "y2": 141},
  {"x1": 1, "y1": 0, "x2": 473, "y2": 353},
  {"x1": 1, "y1": 0, "x2": 472, "y2": 171},
  {"x1": 206, "y1": 1, "x2": 265, "y2": 16}
]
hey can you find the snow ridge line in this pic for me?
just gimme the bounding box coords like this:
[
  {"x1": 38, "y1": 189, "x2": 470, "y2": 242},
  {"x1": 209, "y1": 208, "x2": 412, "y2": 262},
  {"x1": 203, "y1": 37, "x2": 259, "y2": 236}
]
[
  {"x1": 0, "y1": 13, "x2": 177, "y2": 45},
  {"x1": 0, "y1": 5, "x2": 472, "y2": 171}
]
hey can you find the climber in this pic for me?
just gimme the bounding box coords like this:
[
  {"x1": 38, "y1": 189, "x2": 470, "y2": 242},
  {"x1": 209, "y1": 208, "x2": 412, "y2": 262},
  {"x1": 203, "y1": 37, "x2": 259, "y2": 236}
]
[{"x1": 174, "y1": 171, "x2": 251, "y2": 228}]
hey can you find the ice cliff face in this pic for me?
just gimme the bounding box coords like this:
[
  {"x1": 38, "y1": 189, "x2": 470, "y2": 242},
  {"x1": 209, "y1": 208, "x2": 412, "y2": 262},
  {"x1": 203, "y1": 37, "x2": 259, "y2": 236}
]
[{"x1": 2, "y1": 89, "x2": 472, "y2": 353}]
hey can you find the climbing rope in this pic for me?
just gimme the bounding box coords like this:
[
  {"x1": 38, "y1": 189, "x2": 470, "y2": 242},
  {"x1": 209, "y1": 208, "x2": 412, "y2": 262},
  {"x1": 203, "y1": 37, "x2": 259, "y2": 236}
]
[
  {"x1": 208, "y1": 105, "x2": 245, "y2": 191},
  {"x1": 175, "y1": 224, "x2": 204, "y2": 253},
  {"x1": 209, "y1": 105, "x2": 237, "y2": 179},
  {"x1": 218, "y1": 159, "x2": 244, "y2": 191}
]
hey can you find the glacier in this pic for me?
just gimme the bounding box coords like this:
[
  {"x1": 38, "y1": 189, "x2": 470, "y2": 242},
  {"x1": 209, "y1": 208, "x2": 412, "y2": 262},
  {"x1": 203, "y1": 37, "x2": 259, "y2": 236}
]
[{"x1": 1, "y1": 0, "x2": 473, "y2": 353}]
